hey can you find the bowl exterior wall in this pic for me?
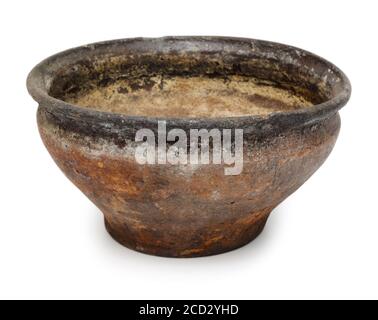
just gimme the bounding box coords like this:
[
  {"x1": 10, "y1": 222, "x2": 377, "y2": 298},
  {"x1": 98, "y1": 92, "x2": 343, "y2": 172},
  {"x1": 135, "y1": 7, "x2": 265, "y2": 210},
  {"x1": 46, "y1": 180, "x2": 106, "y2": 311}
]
[{"x1": 37, "y1": 106, "x2": 340, "y2": 257}]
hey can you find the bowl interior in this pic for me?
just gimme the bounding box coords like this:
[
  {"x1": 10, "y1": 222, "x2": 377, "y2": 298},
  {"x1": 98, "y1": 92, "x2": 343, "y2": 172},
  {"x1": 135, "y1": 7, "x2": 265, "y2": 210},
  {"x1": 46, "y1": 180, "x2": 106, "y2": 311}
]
[{"x1": 47, "y1": 38, "x2": 345, "y2": 118}]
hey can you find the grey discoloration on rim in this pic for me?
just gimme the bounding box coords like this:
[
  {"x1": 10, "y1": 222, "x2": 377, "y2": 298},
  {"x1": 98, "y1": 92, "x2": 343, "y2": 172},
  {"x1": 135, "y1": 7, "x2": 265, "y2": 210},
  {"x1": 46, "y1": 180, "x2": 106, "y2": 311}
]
[{"x1": 27, "y1": 36, "x2": 351, "y2": 139}]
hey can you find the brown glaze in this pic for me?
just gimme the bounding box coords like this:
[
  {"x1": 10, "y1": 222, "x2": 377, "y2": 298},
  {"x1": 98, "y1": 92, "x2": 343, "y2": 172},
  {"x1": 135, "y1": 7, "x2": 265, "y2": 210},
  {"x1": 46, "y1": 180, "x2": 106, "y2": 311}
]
[{"x1": 27, "y1": 37, "x2": 351, "y2": 257}]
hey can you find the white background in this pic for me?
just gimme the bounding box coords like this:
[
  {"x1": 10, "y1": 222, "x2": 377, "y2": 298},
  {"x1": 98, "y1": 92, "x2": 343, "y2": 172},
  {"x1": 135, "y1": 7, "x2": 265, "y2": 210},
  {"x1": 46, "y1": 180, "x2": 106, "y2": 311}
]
[{"x1": 0, "y1": 0, "x2": 377, "y2": 300}]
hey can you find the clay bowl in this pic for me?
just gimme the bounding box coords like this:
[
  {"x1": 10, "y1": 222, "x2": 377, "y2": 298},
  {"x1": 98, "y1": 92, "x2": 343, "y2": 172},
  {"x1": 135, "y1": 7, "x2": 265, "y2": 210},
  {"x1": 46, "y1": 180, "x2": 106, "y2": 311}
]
[{"x1": 27, "y1": 37, "x2": 351, "y2": 257}]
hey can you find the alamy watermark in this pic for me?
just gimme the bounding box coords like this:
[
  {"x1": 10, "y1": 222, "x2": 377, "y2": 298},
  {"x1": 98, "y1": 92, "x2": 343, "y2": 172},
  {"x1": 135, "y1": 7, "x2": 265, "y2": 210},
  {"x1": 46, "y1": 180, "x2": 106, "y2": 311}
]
[{"x1": 134, "y1": 121, "x2": 244, "y2": 175}]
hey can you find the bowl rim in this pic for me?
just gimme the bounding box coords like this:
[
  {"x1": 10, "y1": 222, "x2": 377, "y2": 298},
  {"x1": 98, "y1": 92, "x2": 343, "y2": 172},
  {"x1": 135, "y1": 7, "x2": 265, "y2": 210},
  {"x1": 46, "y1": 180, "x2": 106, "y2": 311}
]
[{"x1": 27, "y1": 36, "x2": 351, "y2": 131}]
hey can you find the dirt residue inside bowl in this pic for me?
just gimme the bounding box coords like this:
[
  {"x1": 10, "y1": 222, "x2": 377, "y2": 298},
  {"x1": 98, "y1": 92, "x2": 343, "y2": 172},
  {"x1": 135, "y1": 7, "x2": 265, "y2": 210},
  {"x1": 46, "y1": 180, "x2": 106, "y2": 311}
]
[{"x1": 64, "y1": 75, "x2": 313, "y2": 118}]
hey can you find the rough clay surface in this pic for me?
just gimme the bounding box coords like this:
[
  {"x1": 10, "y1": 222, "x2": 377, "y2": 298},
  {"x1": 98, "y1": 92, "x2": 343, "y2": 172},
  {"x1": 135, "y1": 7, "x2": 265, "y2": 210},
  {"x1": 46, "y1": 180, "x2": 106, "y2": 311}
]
[
  {"x1": 66, "y1": 75, "x2": 313, "y2": 117},
  {"x1": 38, "y1": 109, "x2": 340, "y2": 257}
]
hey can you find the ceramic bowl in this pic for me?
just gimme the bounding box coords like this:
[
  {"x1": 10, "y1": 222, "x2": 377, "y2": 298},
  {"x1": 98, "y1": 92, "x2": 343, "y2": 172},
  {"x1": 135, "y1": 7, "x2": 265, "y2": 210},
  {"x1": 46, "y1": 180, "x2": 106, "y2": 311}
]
[{"x1": 27, "y1": 37, "x2": 351, "y2": 257}]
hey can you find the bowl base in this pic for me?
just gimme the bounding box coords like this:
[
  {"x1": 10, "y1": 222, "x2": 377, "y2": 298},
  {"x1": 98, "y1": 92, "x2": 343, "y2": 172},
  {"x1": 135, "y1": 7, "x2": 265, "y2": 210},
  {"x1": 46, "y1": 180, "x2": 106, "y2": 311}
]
[{"x1": 104, "y1": 208, "x2": 271, "y2": 258}]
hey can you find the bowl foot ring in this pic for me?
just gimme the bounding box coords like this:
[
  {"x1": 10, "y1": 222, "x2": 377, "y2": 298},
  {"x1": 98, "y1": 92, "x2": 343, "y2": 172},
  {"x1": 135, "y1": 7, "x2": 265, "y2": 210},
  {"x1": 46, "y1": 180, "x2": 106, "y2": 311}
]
[{"x1": 104, "y1": 208, "x2": 271, "y2": 258}]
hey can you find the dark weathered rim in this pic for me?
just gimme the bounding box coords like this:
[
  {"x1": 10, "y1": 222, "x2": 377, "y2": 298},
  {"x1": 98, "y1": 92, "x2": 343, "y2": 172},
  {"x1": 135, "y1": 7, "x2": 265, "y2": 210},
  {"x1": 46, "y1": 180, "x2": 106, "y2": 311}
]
[{"x1": 27, "y1": 36, "x2": 351, "y2": 134}]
